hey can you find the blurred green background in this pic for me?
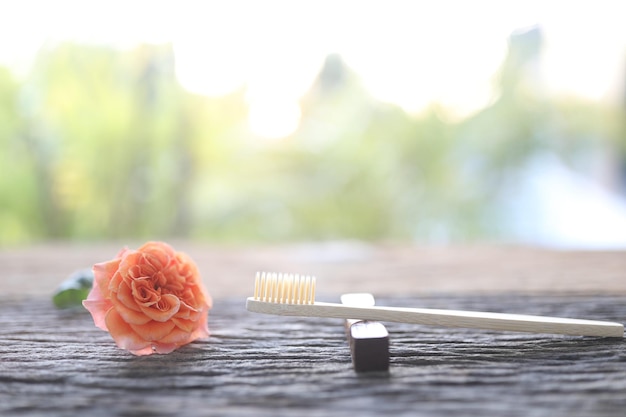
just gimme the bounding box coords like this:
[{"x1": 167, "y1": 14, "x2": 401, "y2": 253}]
[{"x1": 1, "y1": 2, "x2": 626, "y2": 248}]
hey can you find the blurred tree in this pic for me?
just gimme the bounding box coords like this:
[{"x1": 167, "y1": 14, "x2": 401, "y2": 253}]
[
  {"x1": 0, "y1": 43, "x2": 248, "y2": 244},
  {"x1": 0, "y1": 66, "x2": 43, "y2": 243},
  {"x1": 0, "y1": 30, "x2": 623, "y2": 246}
]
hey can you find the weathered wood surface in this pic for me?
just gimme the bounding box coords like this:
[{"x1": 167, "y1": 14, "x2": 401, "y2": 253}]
[
  {"x1": 2, "y1": 294, "x2": 626, "y2": 417},
  {"x1": 2, "y1": 243, "x2": 626, "y2": 416},
  {"x1": 3, "y1": 242, "x2": 626, "y2": 298}
]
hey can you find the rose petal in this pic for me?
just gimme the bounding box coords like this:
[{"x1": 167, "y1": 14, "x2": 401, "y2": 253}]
[
  {"x1": 83, "y1": 301, "x2": 112, "y2": 331},
  {"x1": 110, "y1": 297, "x2": 152, "y2": 325},
  {"x1": 130, "y1": 320, "x2": 176, "y2": 341},
  {"x1": 178, "y1": 257, "x2": 212, "y2": 308},
  {"x1": 82, "y1": 281, "x2": 113, "y2": 331},
  {"x1": 83, "y1": 275, "x2": 105, "y2": 303},
  {"x1": 104, "y1": 308, "x2": 151, "y2": 354},
  {"x1": 201, "y1": 288, "x2": 213, "y2": 310},
  {"x1": 93, "y1": 259, "x2": 121, "y2": 299},
  {"x1": 174, "y1": 299, "x2": 198, "y2": 319},
  {"x1": 162, "y1": 269, "x2": 185, "y2": 293},
  {"x1": 83, "y1": 300, "x2": 111, "y2": 330},
  {"x1": 139, "y1": 241, "x2": 176, "y2": 258},
  {"x1": 178, "y1": 285, "x2": 210, "y2": 313},
  {"x1": 139, "y1": 293, "x2": 180, "y2": 322},
  {"x1": 193, "y1": 312, "x2": 210, "y2": 340},
  {"x1": 119, "y1": 252, "x2": 156, "y2": 283},
  {"x1": 116, "y1": 280, "x2": 142, "y2": 311},
  {"x1": 127, "y1": 264, "x2": 144, "y2": 279},
  {"x1": 171, "y1": 317, "x2": 196, "y2": 333},
  {"x1": 109, "y1": 269, "x2": 128, "y2": 293},
  {"x1": 131, "y1": 279, "x2": 160, "y2": 307},
  {"x1": 158, "y1": 326, "x2": 195, "y2": 345},
  {"x1": 138, "y1": 241, "x2": 175, "y2": 270},
  {"x1": 166, "y1": 313, "x2": 209, "y2": 344}
]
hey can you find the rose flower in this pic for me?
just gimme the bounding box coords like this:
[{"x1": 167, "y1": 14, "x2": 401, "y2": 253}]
[{"x1": 83, "y1": 242, "x2": 212, "y2": 355}]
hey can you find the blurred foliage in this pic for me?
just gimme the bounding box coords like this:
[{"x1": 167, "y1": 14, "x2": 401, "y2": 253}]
[
  {"x1": 52, "y1": 268, "x2": 93, "y2": 309},
  {"x1": 1, "y1": 28, "x2": 625, "y2": 246}
]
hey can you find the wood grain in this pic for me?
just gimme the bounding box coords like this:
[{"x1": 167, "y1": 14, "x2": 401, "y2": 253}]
[{"x1": 2, "y1": 294, "x2": 626, "y2": 416}]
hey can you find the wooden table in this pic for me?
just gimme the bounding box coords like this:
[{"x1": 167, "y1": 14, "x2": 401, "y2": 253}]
[{"x1": 2, "y1": 242, "x2": 626, "y2": 416}]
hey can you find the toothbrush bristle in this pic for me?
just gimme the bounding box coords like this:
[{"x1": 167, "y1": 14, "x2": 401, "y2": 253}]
[{"x1": 254, "y1": 272, "x2": 316, "y2": 304}]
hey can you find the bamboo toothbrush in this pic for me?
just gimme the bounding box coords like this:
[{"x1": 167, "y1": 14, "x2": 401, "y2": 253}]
[{"x1": 245, "y1": 272, "x2": 624, "y2": 338}]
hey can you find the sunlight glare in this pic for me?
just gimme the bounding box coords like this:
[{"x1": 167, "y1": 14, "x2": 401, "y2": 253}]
[
  {"x1": 1, "y1": 0, "x2": 625, "y2": 135},
  {"x1": 247, "y1": 97, "x2": 302, "y2": 140}
]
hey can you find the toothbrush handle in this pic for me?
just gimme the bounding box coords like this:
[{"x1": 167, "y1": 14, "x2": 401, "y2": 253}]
[{"x1": 246, "y1": 298, "x2": 624, "y2": 337}]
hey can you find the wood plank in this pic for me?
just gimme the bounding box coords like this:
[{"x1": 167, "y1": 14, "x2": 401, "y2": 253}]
[
  {"x1": 3, "y1": 243, "x2": 626, "y2": 298},
  {"x1": 1, "y1": 295, "x2": 625, "y2": 416}
]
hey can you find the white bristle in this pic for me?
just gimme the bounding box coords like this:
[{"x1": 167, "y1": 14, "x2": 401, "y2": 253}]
[{"x1": 253, "y1": 272, "x2": 316, "y2": 304}]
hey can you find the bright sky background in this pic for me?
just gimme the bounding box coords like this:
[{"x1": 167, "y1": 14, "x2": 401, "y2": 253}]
[{"x1": 1, "y1": 0, "x2": 625, "y2": 137}]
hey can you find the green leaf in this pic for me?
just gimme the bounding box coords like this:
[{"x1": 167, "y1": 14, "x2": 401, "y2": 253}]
[{"x1": 53, "y1": 268, "x2": 94, "y2": 309}]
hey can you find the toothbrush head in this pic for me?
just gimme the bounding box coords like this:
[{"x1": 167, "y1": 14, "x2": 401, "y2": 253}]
[{"x1": 254, "y1": 272, "x2": 316, "y2": 304}]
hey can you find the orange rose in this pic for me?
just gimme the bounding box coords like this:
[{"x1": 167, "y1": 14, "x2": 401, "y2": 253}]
[{"x1": 83, "y1": 242, "x2": 212, "y2": 355}]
